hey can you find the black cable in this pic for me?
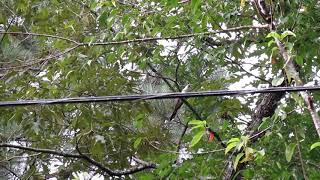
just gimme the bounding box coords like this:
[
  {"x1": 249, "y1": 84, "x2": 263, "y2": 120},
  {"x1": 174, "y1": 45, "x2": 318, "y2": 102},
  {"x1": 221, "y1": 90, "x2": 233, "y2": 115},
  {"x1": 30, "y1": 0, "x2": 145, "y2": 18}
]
[{"x1": 0, "y1": 86, "x2": 319, "y2": 107}]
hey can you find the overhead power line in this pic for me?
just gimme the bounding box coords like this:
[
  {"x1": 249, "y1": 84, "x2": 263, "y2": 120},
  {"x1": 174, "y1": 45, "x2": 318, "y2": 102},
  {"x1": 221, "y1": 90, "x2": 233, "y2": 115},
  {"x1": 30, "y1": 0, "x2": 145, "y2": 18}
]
[{"x1": 0, "y1": 86, "x2": 320, "y2": 107}]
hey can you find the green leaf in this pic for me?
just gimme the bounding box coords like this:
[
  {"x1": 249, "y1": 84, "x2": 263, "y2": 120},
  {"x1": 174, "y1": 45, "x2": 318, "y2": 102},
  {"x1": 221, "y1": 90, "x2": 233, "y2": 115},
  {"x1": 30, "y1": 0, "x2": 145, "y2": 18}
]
[
  {"x1": 286, "y1": 42, "x2": 294, "y2": 52},
  {"x1": 190, "y1": 130, "x2": 205, "y2": 147},
  {"x1": 295, "y1": 56, "x2": 304, "y2": 66},
  {"x1": 190, "y1": 124, "x2": 205, "y2": 131},
  {"x1": 258, "y1": 117, "x2": 271, "y2": 130},
  {"x1": 189, "y1": 120, "x2": 206, "y2": 125},
  {"x1": 285, "y1": 143, "x2": 296, "y2": 162},
  {"x1": 134, "y1": 137, "x2": 142, "y2": 149},
  {"x1": 310, "y1": 142, "x2": 320, "y2": 151},
  {"x1": 225, "y1": 141, "x2": 238, "y2": 154},
  {"x1": 268, "y1": 39, "x2": 275, "y2": 47},
  {"x1": 234, "y1": 153, "x2": 244, "y2": 170},
  {"x1": 281, "y1": 30, "x2": 296, "y2": 40},
  {"x1": 272, "y1": 77, "x2": 284, "y2": 86},
  {"x1": 227, "y1": 138, "x2": 240, "y2": 144},
  {"x1": 266, "y1": 32, "x2": 281, "y2": 39},
  {"x1": 191, "y1": 0, "x2": 201, "y2": 14},
  {"x1": 133, "y1": 114, "x2": 145, "y2": 129}
]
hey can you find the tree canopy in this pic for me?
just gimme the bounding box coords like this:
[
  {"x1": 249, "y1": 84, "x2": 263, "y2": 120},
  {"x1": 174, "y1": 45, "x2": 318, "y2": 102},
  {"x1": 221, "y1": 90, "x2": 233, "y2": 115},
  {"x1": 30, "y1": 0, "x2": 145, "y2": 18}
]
[{"x1": 1, "y1": 0, "x2": 320, "y2": 179}]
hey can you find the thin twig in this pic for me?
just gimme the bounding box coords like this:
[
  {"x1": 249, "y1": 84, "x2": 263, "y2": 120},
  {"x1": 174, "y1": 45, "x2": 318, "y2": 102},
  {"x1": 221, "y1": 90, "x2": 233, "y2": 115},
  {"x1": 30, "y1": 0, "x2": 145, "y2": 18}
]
[
  {"x1": 0, "y1": 17, "x2": 15, "y2": 44},
  {"x1": 0, "y1": 31, "x2": 79, "y2": 44},
  {"x1": 87, "y1": 25, "x2": 268, "y2": 46},
  {"x1": 225, "y1": 56, "x2": 271, "y2": 84},
  {"x1": 0, "y1": 44, "x2": 80, "y2": 71},
  {"x1": 275, "y1": 37, "x2": 320, "y2": 137},
  {"x1": 149, "y1": 141, "x2": 224, "y2": 155},
  {"x1": 0, "y1": 143, "x2": 82, "y2": 158},
  {"x1": 75, "y1": 133, "x2": 157, "y2": 176},
  {"x1": 1, "y1": 25, "x2": 269, "y2": 71},
  {"x1": 1, "y1": 24, "x2": 268, "y2": 47},
  {"x1": 294, "y1": 126, "x2": 308, "y2": 180},
  {"x1": 0, "y1": 164, "x2": 20, "y2": 179}
]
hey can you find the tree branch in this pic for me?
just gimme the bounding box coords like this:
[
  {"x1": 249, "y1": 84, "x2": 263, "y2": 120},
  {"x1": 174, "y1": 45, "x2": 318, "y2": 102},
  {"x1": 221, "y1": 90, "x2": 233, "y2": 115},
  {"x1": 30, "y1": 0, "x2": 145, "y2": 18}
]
[
  {"x1": 75, "y1": 134, "x2": 157, "y2": 177},
  {"x1": 0, "y1": 31, "x2": 79, "y2": 44},
  {"x1": 294, "y1": 126, "x2": 308, "y2": 179},
  {"x1": 275, "y1": 38, "x2": 320, "y2": 137},
  {"x1": 0, "y1": 143, "x2": 82, "y2": 158},
  {"x1": 0, "y1": 25, "x2": 269, "y2": 71},
  {"x1": 223, "y1": 90, "x2": 286, "y2": 179},
  {"x1": 0, "y1": 142, "x2": 156, "y2": 177}
]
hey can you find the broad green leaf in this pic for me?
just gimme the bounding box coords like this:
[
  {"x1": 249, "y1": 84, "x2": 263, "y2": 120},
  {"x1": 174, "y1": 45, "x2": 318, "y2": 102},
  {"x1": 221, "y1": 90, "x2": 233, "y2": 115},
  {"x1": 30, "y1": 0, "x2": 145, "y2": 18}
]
[
  {"x1": 190, "y1": 124, "x2": 205, "y2": 131},
  {"x1": 285, "y1": 143, "x2": 296, "y2": 162},
  {"x1": 234, "y1": 153, "x2": 244, "y2": 170},
  {"x1": 227, "y1": 137, "x2": 240, "y2": 144},
  {"x1": 272, "y1": 77, "x2": 284, "y2": 86},
  {"x1": 268, "y1": 40, "x2": 275, "y2": 47},
  {"x1": 258, "y1": 117, "x2": 271, "y2": 130},
  {"x1": 133, "y1": 114, "x2": 145, "y2": 129},
  {"x1": 266, "y1": 32, "x2": 281, "y2": 39},
  {"x1": 189, "y1": 120, "x2": 206, "y2": 125},
  {"x1": 225, "y1": 141, "x2": 238, "y2": 154},
  {"x1": 281, "y1": 31, "x2": 296, "y2": 40},
  {"x1": 295, "y1": 56, "x2": 304, "y2": 66},
  {"x1": 310, "y1": 142, "x2": 320, "y2": 151},
  {"x1": 286, "y1": 42, "x2": 294, "y2": 52},
  {"x1": 190, "y1": 130, "x2": 205, "y2": 147},
  {"x1": 134, "y1": 137, "x2": 142, "y2": 149}
]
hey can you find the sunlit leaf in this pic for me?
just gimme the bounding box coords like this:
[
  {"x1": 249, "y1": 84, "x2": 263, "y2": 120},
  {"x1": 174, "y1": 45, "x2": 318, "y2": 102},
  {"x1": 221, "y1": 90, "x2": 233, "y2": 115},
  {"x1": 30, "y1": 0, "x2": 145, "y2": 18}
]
[
  {"x1": 225, "y1": 141, "x2": 238, "y2": 154},
  {"x1": 190, "y1": 130, "x2": 205, "y2": 147},
  {"x1": 234, "y1": 153, "x2": 244, "y2": 170},
  {"x1": 310, "y1": 142, "x2": 320, "y2": 151},
  {"x1": 281, "y1": 31, "x2": 296, "y2": 40},
  {"x1": 285, "y1": 143, "x2": 296, "y2": 162},
  {"x1": 272, "y1": 77, "x2": 284, "y2": 86},
  {"x1": 134, "y1": 137, "x2": 142, "y2": 149}
]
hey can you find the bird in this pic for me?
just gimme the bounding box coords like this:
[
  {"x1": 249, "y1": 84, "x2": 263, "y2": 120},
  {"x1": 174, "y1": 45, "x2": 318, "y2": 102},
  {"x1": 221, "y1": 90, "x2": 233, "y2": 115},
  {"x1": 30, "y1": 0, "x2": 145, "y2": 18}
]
[{"x1": 169, "y1": 84, "x2": 191, "y2": 121}]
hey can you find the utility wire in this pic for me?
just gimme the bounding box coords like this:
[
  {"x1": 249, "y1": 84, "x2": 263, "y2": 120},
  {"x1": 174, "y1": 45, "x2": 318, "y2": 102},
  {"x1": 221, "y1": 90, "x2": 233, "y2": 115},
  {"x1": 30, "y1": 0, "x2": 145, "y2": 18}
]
[{"x1": 0, "y1": 86, "x2": 320, "y2": 107}]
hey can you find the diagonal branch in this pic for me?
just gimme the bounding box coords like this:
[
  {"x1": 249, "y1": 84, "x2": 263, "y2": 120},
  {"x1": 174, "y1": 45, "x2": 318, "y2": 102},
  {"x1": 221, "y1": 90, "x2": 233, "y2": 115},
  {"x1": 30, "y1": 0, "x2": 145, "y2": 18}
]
[
  {"x1": 0, "y1": 25, "x2": 269, "y2": 71},
  {"x1": 0, "y1": 44, "x2": 80, "y2": 71},
  {"x1": 223, "y1": 88, "x2": 286, "y2": 179},
  {"x1": 0, "y1": 143, "x2": 82, "y2": 158},
  {"x1": 0, "y1": 142, "x2": 156, "y2": 177},
  {"x1": 75, "y1": 134, "x2": 157, "y2": 176},
  {"x1": 275, "y1": 38, "x2": 320, "y2": 137},
  {"x1": 0, "y1": 25, "x2": 268, "y2": 47},
  {"x1": 147, "y1": 62, "x2": 226, "y2": 148},
  {"x1": 0, "y1": 31, "x2": 79, "y2": 44}
]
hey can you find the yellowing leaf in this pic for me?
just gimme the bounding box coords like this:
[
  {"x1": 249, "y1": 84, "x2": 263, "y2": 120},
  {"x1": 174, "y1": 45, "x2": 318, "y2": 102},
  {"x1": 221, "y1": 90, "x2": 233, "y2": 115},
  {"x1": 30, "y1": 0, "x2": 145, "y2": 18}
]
[
  {"x1": 111, "y1": 0, "x2": 117, "y2": 7},
  {"x1": 240, "y1": 0, "x2": 246, "y2": 7}
]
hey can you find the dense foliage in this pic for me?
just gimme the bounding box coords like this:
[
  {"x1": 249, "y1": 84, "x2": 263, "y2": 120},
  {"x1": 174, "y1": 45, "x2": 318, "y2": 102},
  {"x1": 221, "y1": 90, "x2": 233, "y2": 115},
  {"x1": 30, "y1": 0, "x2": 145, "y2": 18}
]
[{"x1": 1, "y1": 0, "x2": 320, "y2": 179}]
